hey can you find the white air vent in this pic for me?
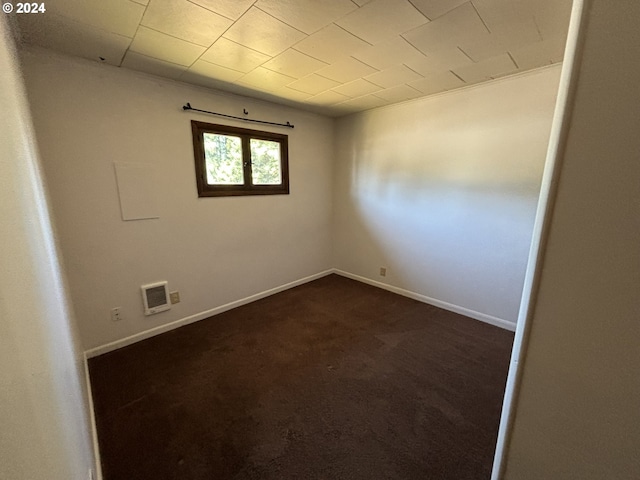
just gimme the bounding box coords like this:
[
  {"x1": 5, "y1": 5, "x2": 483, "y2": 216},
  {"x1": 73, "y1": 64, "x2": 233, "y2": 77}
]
[{"x1": 141, "y1": 281, "x2": 171, "y2": 316}]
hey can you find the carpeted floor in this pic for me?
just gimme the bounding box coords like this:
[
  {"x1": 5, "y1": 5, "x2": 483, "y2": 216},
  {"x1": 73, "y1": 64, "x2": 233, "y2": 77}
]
[{"x1": 89, "y1": 274, "x2": 513, "y2": 480}]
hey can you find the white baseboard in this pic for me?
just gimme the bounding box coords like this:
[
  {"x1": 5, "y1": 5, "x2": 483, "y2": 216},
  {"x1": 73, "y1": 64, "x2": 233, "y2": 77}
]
[
  {"x1": 85, "y1": 269, "x2": 334, "y2": 358},
  {"x1": 85, "y1": 267, "x2": 514, "y2": 358},
  {"x1": 332, "y1": 269, "x2": 516, "y2": 332},
  {"x1": 83, "y1": 353, "x2": 103, "y2": 480}
]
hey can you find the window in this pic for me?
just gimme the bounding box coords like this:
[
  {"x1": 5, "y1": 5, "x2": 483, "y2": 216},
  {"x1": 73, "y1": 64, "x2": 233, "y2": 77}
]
[{"x1": 191, "y1": 121, "x2": 289, "y2": 197}]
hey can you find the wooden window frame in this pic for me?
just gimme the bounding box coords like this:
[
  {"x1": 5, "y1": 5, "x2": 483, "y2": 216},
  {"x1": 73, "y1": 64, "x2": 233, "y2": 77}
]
[{"x1": 191, "y1": 121, "x2": 290, "y2": 197}]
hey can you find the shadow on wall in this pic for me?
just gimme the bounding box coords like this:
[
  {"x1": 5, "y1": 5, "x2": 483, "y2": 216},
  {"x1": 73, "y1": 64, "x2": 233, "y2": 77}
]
[
  {"x1": 334, "y1": 66, "x2": 562, "y2": 324},
  {"x1": 349, "y1": 94, "x2": 550, "y2": 200}
]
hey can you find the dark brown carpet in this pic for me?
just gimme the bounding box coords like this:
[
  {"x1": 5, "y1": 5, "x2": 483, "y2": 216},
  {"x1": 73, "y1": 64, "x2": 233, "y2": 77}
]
[{"x1": 89, "y1": 274, "x2": 513, "y2": 480}]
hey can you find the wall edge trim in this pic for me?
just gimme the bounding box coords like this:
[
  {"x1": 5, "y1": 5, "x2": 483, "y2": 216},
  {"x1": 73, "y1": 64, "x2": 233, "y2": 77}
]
[
  {"x1": 333, "y1": 269, "x2": 516, "y2": 332},
  {"x1": 491, "y1": 0, "x2": 590, "y2": 477},
  {"x1": 83, "y1": 353, "x2": 103, "y2": 480},
  {"x1": 84, "y1": 269, "x2": 334, "y2": 358}
]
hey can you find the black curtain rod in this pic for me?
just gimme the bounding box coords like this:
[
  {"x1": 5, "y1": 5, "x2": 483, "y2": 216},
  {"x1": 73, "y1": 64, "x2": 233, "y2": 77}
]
[{"x1": 182, "y1": 103, "x2": 294, "y2": 129}]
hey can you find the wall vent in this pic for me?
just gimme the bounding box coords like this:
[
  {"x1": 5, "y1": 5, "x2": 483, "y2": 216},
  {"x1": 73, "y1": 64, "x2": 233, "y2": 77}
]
[{"x1": 141, "y1": 281, "x2": 171, "y2": 316}]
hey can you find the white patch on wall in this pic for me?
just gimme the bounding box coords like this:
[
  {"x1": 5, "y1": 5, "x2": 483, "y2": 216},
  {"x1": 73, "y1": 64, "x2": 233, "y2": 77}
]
[{"x1": 114, "y1": 162, "x2": 160, "y2": 221}]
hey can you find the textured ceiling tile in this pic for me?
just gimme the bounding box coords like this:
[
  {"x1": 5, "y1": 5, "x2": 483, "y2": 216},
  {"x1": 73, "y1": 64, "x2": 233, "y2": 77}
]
[
  {"x1": 19, "y1": 0, "x2": 572, "y2": 116},
  {"x1": 179, "y1": 71, "x2": 235, "y2": 90},
  {"x1": 130, "y1": 27, "x2": 206, "y2": 66},
  {"x1": 201, "y1": 38, "x2": 271, "y2": 73},
  {"x1": 316, "y1": 57, "x2": 378, "y2": 83},
  {"x1": 255, "y1": 0, "x2": 357, "y2": 35},
  {"x1": 184, "y1": 60, "x2": 245, "y2": 82},
  {"x1": 270, "y1": 87, "x2": 314, "y2": 101},
  {"x1": 306, "y1": 90, "x2": 350, "y2": 105},
  {"x1": 189, "y1": 0, "x2": 255, "y2": 20},
  {"x1": 374, "y1": 84, "x2": 424, "y2": 102},
  {"x1": 330, "y1": 103, "x2": 362, "y2": 116},
  {"x1": 473, "y1": 0, "x2": 530, "y2": 31},
  {"x1": 510, "y1": 35, "x2": 567, "y2": 71},
  {"x1": 462, "y1": 0, "x2": 541, "y2": 61},
  {"x1": 409, "y1": 0, "x2": 468, "y2": 20},
  {"x1": 365, "y1": 64, "x2": 423, "y2": 88},
  {"x1": 288, "y1": 74, "x2": 341, "y2": 95},
  {"x1": 141, "y1": 0, "x2": 232, "y2": 46},
  {"x1": 17, "y1": 13, "x2": 131, "y2": 66},
  {"x1": 335, "y1": 0, "x2": 429, "y2": 44},
  {"x1": 336, "y1": 94, "x2": 390, "y2": 110},
  {"x1": 528, "y1": 0, "x2": 573, "y2": 39},
  {"x1": 237, "y1": 67, "x2": 297, "y2": 91},
  {"x1": 458, "y1": 22, "x2": 540, "y2": 62},
  {"x1": 44, "y1": 0, "x2": 144, "y2": 37},
  {"x1": 408, "y1": 70, "x2": 465, "y2": 94},
  {"x1": 293, "y1": 24, "x2": 370, "y2": 63},
  {"x1": 353, "y1": 37, "x2": 426, "y2": 70},
  {"x1": 403, "y1": 2, "x2": 489, "y2": 54},
  {"x1": 121, "y1": 52, "x2": 187, "y2": 79},
  {"x1": 404, "y1": 47, "x2": 472, "y2": 75},
  {"x1": 331, "y1": 78, "x2": 383, "y2": 97},
  {"x1": 451, "y1": 52, "x2": 518, "y2": 83},
  {"x1": 406, "y1": 82, "x2": 446, "y2": 96},
  {"x1": 262, "y1": 50, "x2": 328, "y2": 78},
  {"x1": 472, "y1": 0, "x2": 570, "y2": 46},
  {"x1": 223, "y1": 7, "x2": 306, "y2": 56}
]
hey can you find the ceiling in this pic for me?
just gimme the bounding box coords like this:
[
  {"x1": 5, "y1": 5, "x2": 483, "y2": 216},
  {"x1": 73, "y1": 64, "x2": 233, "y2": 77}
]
[{"x1": 16, "y1": 0, "x2": 572, "y2": 117}]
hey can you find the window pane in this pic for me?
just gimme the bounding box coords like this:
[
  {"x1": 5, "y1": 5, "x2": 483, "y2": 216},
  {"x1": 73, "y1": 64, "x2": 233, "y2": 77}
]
[
  {"x1": 250, "y1": 139, "x2": 282, "y2": 185},
  {"x1": 203, "y1": 133, "x2": 243, "y2": 185}
]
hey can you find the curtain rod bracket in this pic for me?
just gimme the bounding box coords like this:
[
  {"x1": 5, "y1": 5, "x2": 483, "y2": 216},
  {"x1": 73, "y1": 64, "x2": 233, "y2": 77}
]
[{"x1": 182, "y1": 103, "x2": 294, "y2": 129}]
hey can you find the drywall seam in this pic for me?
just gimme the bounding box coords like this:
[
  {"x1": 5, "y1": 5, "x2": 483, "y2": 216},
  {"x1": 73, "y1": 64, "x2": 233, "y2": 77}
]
[
  {"x1": 333, "y1": 269, "x2": 516, "y2": 332},
  {"x1": 85, "y1": 269, "x2": 334, "y2": 358},
  {"x1": 490, "y1": 0, "x2": 589, "y2": 478},
  {"x1": 83, "y1": 354, "x2": 103, "y2": 480}
]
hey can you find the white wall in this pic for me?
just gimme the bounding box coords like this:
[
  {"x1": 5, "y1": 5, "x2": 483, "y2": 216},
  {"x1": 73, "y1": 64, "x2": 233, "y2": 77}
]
[
  {"x1": 333, "y1": 66, "x2": 561, "y2": 327},
  {"x1": 20, "y1": 48, "x2": 334, "y2": 352},
  {"x1": 503, "y1": 1, "x2": 640, "y2": 477},
  {"x1": 0, "y1": 19, "x2": 94, "y2": 480}
]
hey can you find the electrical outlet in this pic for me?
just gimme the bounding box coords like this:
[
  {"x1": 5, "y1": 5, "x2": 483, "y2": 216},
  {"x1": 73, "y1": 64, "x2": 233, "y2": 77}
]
[
  {"x1": 379, "y1": 267, "x2": 387, "y2": 277},
  {"x1": 111, "y1": 307, "x2": 122, "y2": 322},
  {"x1": 169, "y1": 291, "x2": 180, "y2": 304}
]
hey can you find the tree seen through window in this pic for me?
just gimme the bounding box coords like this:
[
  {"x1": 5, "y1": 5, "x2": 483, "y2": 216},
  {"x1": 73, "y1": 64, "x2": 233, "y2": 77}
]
[{"x1": 192, "y1": 121, "x2": 289, "y2": 197}]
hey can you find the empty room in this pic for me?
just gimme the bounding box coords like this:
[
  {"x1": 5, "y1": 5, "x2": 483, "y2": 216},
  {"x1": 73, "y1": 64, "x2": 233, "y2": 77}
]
[{"x1": 4, "y1": 1, "x2": 639, "y2": 480}]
